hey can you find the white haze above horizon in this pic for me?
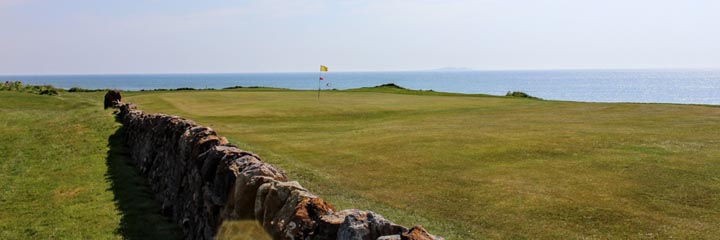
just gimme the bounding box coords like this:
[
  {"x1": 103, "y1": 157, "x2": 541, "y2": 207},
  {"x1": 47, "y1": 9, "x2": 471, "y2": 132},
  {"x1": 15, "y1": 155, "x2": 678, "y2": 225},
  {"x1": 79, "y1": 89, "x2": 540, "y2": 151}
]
[{"x1": 1, "y1": 0, "x2": 719, "y2": 74}]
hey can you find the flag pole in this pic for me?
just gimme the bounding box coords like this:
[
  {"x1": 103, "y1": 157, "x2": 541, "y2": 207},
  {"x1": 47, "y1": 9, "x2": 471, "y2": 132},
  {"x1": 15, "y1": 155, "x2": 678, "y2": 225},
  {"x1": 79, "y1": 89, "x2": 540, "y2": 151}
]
[
  {"x1": 317, "y1": 71, "x2": 321, "y2": 102},
  {"x1": 318, "y1": 65, "x2": 328, "y2": 102}
]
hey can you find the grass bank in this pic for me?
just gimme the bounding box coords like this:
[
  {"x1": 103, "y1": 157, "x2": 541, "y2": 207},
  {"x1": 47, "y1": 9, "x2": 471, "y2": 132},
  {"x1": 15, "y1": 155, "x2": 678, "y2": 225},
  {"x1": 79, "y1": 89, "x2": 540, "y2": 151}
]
[
  {"x1": 124, "y1": 87, "x2": 720, "y2": 239},
  {"x1": 0, "y1": 91, "x2": 180, "y2": 239}
]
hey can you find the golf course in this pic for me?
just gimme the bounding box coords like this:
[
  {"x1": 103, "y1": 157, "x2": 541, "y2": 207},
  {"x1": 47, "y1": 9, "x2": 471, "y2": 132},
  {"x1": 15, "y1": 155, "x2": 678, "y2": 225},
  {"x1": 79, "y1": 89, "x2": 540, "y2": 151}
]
[{"x1": 2, "y1": 86, "x2": 719, "y2": 239}]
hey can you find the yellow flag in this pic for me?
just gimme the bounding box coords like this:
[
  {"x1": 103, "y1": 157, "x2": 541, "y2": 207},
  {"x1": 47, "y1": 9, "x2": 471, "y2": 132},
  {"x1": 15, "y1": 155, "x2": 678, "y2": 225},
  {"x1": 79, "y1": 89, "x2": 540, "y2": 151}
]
[{"x1": 320, "y1": 65, "x2": 328, "y2": 72}]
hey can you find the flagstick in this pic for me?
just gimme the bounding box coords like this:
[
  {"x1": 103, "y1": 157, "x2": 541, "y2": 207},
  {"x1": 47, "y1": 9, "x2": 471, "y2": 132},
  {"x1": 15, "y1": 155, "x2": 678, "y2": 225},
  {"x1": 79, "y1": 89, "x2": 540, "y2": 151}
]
[{"x1": 317, "y1": 71, "x2": 321, "y2": 102}]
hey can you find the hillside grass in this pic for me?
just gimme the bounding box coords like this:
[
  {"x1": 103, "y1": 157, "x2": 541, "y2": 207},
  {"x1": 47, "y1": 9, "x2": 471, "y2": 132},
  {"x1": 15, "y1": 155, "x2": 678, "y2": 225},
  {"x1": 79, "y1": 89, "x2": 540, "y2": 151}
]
[
  {"x1": 124, "y1": 87, "x2": 720, "y2": 239},
  {"x1": 0, "y1": 91, "x2": 180, "y2": 239}
]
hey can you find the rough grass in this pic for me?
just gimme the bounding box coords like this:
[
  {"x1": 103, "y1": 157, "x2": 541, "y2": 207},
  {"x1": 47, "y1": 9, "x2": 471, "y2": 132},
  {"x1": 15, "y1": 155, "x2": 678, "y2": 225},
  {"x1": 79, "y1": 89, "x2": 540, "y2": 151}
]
[
  {"x1": 124, "y1": 88, "x2": 720, "y2": 240},
  {"x1": 1, "y1": 81, "x2": 62, "y2": 95},
  {"x1": 0, "y1": 91, "x2": 180, "y2": 239}
]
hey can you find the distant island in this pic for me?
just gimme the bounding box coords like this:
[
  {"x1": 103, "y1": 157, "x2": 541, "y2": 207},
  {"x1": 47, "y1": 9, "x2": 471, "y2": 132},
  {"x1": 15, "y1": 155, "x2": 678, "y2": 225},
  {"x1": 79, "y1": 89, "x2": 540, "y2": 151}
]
[{"x1": 429, "y1": 67, "x2": 474, "y2": 71}]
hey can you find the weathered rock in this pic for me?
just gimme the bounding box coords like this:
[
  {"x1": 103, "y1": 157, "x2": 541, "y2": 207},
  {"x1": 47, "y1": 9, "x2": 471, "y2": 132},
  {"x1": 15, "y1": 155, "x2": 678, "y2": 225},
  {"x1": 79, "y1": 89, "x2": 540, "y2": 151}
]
[
  {"x1": 219, "y1": 147, "x2": 288, "y2": 220},
  {"x1": 401, "y1": 226, "x2": 443, "y2": 240},
  {"x1": 377, "y1": 235, "x2": 402, "y2": 240},
  {"x1": 254, "y1": 181, "x2": 336, "y2": 239},
  {"x1": 314, "y1": 209, "x2": 407, "y2": 240},
  {"x1": 106, "y1": 90, "x2": 442, "y2": 240},
  {"x1": 103, "y1": 90, "x2": 122, "y2": 109}
]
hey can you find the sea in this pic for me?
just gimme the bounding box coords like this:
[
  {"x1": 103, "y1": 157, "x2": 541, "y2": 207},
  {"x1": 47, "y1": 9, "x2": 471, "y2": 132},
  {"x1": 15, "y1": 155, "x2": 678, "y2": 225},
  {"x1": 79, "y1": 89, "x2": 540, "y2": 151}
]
[{"x1": 2, "y1": 69, "x2": 720, "y2": 105}]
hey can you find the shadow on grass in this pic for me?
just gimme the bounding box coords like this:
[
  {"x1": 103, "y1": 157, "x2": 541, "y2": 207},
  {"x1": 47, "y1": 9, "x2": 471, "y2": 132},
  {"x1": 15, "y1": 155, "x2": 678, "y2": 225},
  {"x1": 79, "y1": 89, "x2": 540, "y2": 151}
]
[{"x1": 105, "y1": 126, "x2": 182, "y2": 239}]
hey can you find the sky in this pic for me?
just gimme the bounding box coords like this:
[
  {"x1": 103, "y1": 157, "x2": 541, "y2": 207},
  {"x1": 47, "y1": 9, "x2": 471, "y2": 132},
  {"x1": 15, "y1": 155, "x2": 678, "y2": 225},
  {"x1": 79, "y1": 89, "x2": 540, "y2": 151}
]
[{"x1": 1, "y1": 0, "x2": 719, "y2": 74}]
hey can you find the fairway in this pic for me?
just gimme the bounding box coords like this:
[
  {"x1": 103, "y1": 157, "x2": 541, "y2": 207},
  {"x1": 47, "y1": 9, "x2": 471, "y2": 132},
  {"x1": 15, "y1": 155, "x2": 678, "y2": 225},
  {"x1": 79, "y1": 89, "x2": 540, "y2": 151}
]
[{"x1": 125, "y1": 88, "x2": 720, "y2": 239}]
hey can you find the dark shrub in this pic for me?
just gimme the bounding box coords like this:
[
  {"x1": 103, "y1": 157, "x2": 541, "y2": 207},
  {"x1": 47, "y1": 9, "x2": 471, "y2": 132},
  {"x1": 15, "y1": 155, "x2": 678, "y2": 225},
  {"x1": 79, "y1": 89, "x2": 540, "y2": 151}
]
[
  {"x1": 39, "y1": 89, "x2": 59, "y2": 95},
  {"x1": 373, "y1": 83, "x2": 406, "y2": 89},
  {"x1": 68, "y1": 87, "x2": 103, "y2": 92},
  {"x1": 223, "y1": 86, "x2": 244, "y2": 89},
  {"x1": 505, "y1": 91, "x2": 540, "y2": 99}
]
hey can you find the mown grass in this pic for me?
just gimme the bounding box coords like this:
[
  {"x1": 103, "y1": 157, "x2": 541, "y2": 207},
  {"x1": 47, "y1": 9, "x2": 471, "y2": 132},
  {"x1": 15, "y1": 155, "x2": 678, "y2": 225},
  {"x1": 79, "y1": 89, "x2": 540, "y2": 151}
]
[
  {"x1": 124, "y1": 87, "x2": 720, "y2": 239},
  {"x1": 0, "y1": 91, "x2": 180, "y2": 239}
]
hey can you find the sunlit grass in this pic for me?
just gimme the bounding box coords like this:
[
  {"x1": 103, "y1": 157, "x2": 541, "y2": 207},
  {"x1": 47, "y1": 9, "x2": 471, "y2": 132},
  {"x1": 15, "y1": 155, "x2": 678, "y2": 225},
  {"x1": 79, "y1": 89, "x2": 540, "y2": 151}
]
[
  {"x1": 0, "y1": 91, "x2": 180, "y2": 239},
  {"x1": 125, "y1": 87, "x2": 720, "y2": 239},
  {"x1": 2, "y1": 88, "x2": 718, "y2": 239}
]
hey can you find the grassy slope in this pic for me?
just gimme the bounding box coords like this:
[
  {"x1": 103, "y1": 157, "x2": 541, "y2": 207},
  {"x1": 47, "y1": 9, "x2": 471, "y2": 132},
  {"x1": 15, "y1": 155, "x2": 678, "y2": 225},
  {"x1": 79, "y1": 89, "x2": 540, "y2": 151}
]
[
  {"x1": 126, "y1": 88, "x2": 720, "y2": 240},
  {"x1": 0, "y1": 91, "x2": 180, "y2": 239}
]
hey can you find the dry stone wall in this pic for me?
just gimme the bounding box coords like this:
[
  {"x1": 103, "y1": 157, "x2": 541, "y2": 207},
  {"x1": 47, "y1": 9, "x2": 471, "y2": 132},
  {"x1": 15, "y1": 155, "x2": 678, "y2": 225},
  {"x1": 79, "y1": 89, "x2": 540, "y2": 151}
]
[{"x1": 106, "y1": 91, "x2": 443, "y2": 240}]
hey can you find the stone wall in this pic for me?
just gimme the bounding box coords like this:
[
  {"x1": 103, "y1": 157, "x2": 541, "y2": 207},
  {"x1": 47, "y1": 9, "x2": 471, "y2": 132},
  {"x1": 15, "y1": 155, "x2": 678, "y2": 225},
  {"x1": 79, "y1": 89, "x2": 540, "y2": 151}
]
[{"x1": 107, "y1": 92, "x2": 443, "y2": 240}]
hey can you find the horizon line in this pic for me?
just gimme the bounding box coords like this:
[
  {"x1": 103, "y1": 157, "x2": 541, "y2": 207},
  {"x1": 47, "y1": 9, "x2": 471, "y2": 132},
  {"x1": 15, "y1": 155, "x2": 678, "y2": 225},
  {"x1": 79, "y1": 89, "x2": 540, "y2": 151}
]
[{"x1": 2, "y1": 67, "x2": 720, "y2": 76}]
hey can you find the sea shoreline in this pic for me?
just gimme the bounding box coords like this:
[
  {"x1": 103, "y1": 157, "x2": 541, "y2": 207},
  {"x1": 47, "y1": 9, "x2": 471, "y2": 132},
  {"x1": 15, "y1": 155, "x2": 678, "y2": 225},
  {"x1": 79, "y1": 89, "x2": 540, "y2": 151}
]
[{"x1": 3, "y1": 69, "x2": 720, "y2": 105}]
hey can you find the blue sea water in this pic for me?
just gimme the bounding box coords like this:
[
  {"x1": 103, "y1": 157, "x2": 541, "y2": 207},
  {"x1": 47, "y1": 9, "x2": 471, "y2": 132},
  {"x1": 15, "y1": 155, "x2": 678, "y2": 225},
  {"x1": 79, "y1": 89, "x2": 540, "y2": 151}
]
[{"x1": 2, "y1": 69, "x2": 720, "y2": 105}]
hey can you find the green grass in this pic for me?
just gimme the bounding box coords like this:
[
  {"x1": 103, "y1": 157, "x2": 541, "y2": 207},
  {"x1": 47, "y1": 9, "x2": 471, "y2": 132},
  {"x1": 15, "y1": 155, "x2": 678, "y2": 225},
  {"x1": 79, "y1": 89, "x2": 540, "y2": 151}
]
[
  {"x1": 123, "y1": 88, "x2": 720, "y2": 239},
  {"x1": 0, "y1": 91, "x2": 180, "y2": 239},
  {"x1": 216, "y1": 220, "x2": 272, "y2": 240},
  {"x1": 2, "y1": 87, "x2": 719, "y2": 239}
]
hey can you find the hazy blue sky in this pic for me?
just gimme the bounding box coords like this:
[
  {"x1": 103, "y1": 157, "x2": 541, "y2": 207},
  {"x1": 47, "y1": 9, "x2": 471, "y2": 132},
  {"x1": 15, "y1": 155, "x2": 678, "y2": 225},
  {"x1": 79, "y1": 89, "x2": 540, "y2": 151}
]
[{"x1": 1, "y1": 0, "x2": 719, "y2": 74}]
